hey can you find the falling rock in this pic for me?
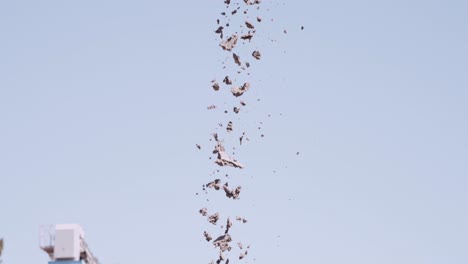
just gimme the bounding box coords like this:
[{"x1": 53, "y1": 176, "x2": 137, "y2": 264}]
[
  {"x1": 233, "y1": 53, "x2": 241, "y2": 66},
  {"x1": 213, "y1": 234, "x2": 232, "y2": 252},
  {"x1": 204, "y1": 231, "x2": 213, "y2": 242},
  {"x1": 236, "y1": 216, "x2": 248, "y2": 223},
  {"x1": 213, "y1": 134, "x2": 244, "y2": 169},
  {"x1": 225, "y1": 218, "x2": 233, "y2": 234},
  {"x1": 220, "y1": 35, "x2": 238, "y2": 51},
  {"x1": 241, "y1": 33, "x2": 254, "y2": 41},
  {"x1": 212, "y1": 82, "x2": 220, "y2": 91},
  {"x1": 214, "y1": 26, "x2": 224, "y2": 39},
  {"x1": 206, "y1": 179, "x2": 221, "y2": 190},
  {"x1": 231, "y1": 82, "x2": 250, "y2": 97},
  {"x1": 199, "y1": 207, "x2": 208, "y2": 216},
  {"x1": 245, "y1": 21, "x2": 255, "y2": 29},
  {"x1": 223, "y1": 184, "x2": 242, "y2": 199},
  {"x1": 208, "y1": 213, "x2": 220, "y2": 225},
  {"x1": 226, "y1": 121, "x2": 233, "y2": 132},
  {"x1": 223, "y1": 76, "x2": 233, "y2": 85},
  {"x1": 252, "y1": 50, "x2": 261, "y2": 60}
]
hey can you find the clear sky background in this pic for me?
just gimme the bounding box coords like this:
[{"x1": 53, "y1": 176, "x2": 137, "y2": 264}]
[{"x1": 1, "y1": 0, "x2": 468, "y2": 264}]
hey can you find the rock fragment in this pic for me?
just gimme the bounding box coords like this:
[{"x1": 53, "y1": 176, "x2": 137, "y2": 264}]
[
  {"x1": 225, "y1": 218, "x2": 233, "y2": 234},
  {"x1": 236, "y1": 216, "x2": 248, "y2": 223},
  {"x1": 223, "y1": 183, "x2": 242, "y2": 199},
  {"x1": 226, "y1": 121, "x2": 233, "y2": 132},
  {"x1": 244, "y1": 0, "x2": 261, "y2": 5},
  {"x1": 220, "y1": 35, "x2": 238, "y2": 51},
  {"x1": 241, "y1": 33, "x2": 254, "y2": 41},
  {"x1": 199, "y1": 207, "x2": 208, "y2": 216},
  {"x1": 238, "y1": 242, "x2": 243, "y2": 249},
  {"x1": 240, "y1": 101, "x2": 246, "y2": 106},
  {"x1": 213, "y1": 234, "x2": 232, "y2": 252},
  {"x1": 233, "y1": 107, "x2": 240, "y2": 114},
  {"x1": 204, "y1": 231, "x2": 213, "y2": 242},
  {"x1": 208, "y1": 213, "x2": 220, "y2": 225},
  {"x1": 233, "y1": 53, "x2": 241, "y2": 66},
  {"x1": 231, "y1": 82, "x2": 250, "y2": 97},
  {"x1": 252, "y1": 50, "x2": 261, "y2": 60},
  {"x1": 257, "y1": 16, "x2": 262, "y2": 22},
  {"x1": 239, "y1": 248, "x2": 249, "y2": 260},
  {"x1": 213, "y1": 134, "x2": 244, "y2": 169},
  {"x1": 215, "y1": 26, "x2": 224, "y2": 39},
  {"x1": 207, "y1": 179, "x2": 222, "y2": 190},
  {"x1": 223, "y1": 76, "x2": 232, "y2": 85},
  {"x1": 245, "y1": 21, "x2": 255, "y2": 29},
  {"x1": 196, "y1": 144, "x2": 201, "y2": 149},
  {"x1": 212, "y1": 82, "x2": 220, "y2": 91}
]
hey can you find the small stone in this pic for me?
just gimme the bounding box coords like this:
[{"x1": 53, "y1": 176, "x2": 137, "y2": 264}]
[
  {"x1": 252, "y1": 50, "x2": 261, "y2": 60},
  {"x1": 223, "y1": 76, "x2": 232, "y2": 85},
  {"x1": 233, "y1": 53, "x2": 241, "y2": 66},
  {"x1": 231, "y1": 82, "x2": 250, "y2": 97},
  {"x1": 199, "y1": 207, "x2": 208, "y2": 216},
  {"x1": 212, "y1": 82, "x2": 220, "y2": 91},
  {"x1": 208, "y1": 213, "x2": 220, "y2": 225},
  {"x1": 204, "y1": 231, "x2": 213, "y2": 242},
  {"x1": 220, "y1": 35, "x2": 238, "y2": 51}
]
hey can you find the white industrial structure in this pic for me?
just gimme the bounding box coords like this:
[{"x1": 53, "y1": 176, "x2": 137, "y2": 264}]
[{"x1": 40, "y1": 224, "x2": 99, "y2": 264}]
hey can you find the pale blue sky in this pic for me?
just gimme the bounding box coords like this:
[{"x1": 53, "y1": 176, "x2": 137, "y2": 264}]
[{"x1": 1, "y1": 1, "x2": 468, "y2": 264}]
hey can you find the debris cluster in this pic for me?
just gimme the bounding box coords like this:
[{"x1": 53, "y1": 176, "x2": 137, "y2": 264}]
[
  {"x1": 223, "y1": 184, "x2": 242, "y2": 199},
  {"x1": 213, "y1": 134, "x2": 244, "y2": 168},
  {"x1": 198, "y1": 0, "x2": 280, "y2": 263},
  {"x1": 206, "y1": 179, "x2": 222, "y2": 190},
  {"x1": 208, "y1": 213, "x2": 220, "y2": 225},
  {"x1": 231, "y1": 82, "x2": 250, "y2": 97},
  {"x1": 204, "y1": 231, "x2": 213, "y2": 242},
  {"x1": 213, "y1": 234, "x2": 232, "y2": 252},
  {"x1": 236, "y1": 216, "x2": 248, "y2": 223},
  {"x1": 199, "y1": 207, "x2": 208, "y2": 216},
  {"x1": 220, "y1": 35, "x2": 238, "y2": 51},
  {"x1": 195, "y1": 1, "x2": 307, "y2": 263}
]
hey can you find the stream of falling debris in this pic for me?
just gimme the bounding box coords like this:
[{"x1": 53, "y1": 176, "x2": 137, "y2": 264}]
[
  {"x1": 199, "y1": 1, "x2": 265, "y2": 263},
  {"x1": 196, "y1": 0, "x2": 288, "y2": 264}
]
